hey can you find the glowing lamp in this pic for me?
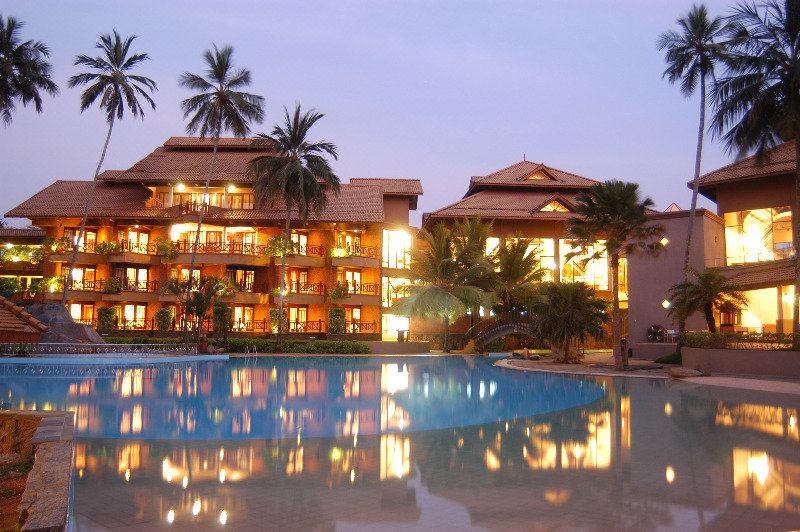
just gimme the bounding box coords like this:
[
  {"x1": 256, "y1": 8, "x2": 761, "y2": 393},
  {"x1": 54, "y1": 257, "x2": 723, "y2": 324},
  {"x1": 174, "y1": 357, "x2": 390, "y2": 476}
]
[
  {"x1": 665, "y1": 465, "x2": 675, "y2": 484},
  {"x1": 227, "y1": 184, "x2": 236, "y2": 193},
  {"x1": 660, "y1": 237, "x2": 670, "y2": 246},
  {"x1": 176, "y1": 183, "x2": 186, "y2": 192},
  {"x1": 4, "y1": 242, "x2": 11, "y2": 249},
  {"x1": 661, "y1": 300, "x2": 671, "y2": 309}
]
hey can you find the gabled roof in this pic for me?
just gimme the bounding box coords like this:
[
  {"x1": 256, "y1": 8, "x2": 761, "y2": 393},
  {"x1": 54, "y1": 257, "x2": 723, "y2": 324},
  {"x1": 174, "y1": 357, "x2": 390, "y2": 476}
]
[
  {"x1": 468, "y1": 160, "x2": 601, "y2": 192},
  {"x1": 0, "y1": 227, "x2": 45, "y2": 238},
  {"x1": 698, "y1": 140, "x2": 796, "y2": 190},
  {"x1": 349, "y1": 178, "x2": 423, "y2": 196},
  {"x1": 0, "y1": 296, "x2": 47, "y2": 334},
  {"x1": 425, "y1": 189, "x2": 585, "y2": 221}
]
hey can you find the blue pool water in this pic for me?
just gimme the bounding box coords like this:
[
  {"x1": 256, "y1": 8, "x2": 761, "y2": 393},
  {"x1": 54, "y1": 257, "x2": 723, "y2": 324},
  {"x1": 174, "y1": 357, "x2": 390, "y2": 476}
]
[{"x1": 3, "y1": 355, "x2": 800, "y2": 531}]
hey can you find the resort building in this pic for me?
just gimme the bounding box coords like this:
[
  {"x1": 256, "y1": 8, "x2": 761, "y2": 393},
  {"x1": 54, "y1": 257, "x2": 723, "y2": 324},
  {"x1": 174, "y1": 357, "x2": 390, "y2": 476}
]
[
  {"x1": 422, "y1": 159, "x2": 624, "y2": 341},
  {"x1": 4, "y1": 137, "x2": 422, "y2": 340},
  {"x1": 629, "y1": 140, "x2": 799, "y2": 348},
  {"x1": 0, "y1": 227, "x2": 46, "y2": 292}
]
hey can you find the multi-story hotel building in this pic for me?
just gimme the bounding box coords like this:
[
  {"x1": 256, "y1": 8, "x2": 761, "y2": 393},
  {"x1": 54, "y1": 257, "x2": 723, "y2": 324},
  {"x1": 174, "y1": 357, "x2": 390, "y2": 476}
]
[
  {"x1": 4, "y1": 137, "x2": 422, "y2": 340},
  {"x1": 421, "y1": 159, "x2": 625, "y2": 339},
  {"x1": 629, "y1": 140, "x2": 799, "y2": 347}
]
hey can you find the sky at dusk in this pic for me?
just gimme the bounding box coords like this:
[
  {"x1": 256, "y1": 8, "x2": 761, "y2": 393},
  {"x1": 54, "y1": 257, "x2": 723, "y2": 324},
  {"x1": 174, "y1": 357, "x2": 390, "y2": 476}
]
[{"x1": 1, "y1": 0, "x2": 741, "y2": 227}]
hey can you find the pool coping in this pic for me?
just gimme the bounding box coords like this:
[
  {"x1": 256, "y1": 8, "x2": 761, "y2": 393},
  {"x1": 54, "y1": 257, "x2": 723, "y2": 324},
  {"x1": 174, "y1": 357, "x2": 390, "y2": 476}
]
[
  {"x1": 494, "y1": 357, "x2": 669, "y2": 379},
  {"x1": 0, "y1": 354, "x2": 229, "y2": 365}
]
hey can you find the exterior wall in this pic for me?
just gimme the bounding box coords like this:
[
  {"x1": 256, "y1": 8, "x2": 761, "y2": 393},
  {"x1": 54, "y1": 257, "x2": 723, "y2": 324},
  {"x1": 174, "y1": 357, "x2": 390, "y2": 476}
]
[
  {"x1": 628, "y1": 210, "x2": 724, "y2": 346},
  {"x1": 713, "y1": 175, "x2": 795, "y2": 214},
  {"x1": 383, "y1": 196, "x2": 412, "y2": 226},
  {"x1": 683, "y1": 347, "x2": 800, "y2": 378}
]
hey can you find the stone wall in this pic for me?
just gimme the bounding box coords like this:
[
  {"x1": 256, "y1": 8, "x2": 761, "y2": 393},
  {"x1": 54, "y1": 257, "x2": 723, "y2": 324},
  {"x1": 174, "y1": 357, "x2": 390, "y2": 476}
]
[{"x1": 683, "y1": 347, "x2": 800, "y2": 378}]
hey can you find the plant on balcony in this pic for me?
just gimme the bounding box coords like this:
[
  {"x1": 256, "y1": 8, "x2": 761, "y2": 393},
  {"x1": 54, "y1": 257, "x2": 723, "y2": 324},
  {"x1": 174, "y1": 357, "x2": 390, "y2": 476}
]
[
  {"x1": 269, "y1": 307, "x2": 287, "y2": 333},
  {"x1": 328, "y1": 307, "x2": 346, "y2": 334},
  {"x1": 102, "y1": 276, "x2": 122, "y2": 294},
  {"x1": 263, "y1": 235, "x2": 297, "y2": 257},
  {"x1": 28, "y1": 276, "x2": 62, "y2": 297},
  {"x1": 154, "y1": 237, "x2": 179, "y2": 260},
  {"x1": 329, "y1": 283, "x2": 349, "y2": 301},
  {"x1": 249, "y1": 104, "x2": 341, "y2": 337},
  {"x1": 330, "y1": 246, "x2": 349, "y2": 258},
  {"x1": 212, "y1": 301, "x2": 233, "y2": 344},
  {"x1": 94, "y1": 241, "x2": 122, "y2": 256},
  {"x1": 529, "y1": 282, "x2": 608, "y2": 364},
  {"x1": 0, "y1": 245, "x2": 43, "y2": 264},
  {"x1": 41, "y1": 236, "x2": 71, "y2": 254},
  {"x1": 96, "y1": 306, "x2": 116, "y2": 334},
  {"x1": 0, "y1": 277, "x2": 20, "y2": 298},
  {"x1": 154, "y1": 308, "x2": 173, "y2": 333}
]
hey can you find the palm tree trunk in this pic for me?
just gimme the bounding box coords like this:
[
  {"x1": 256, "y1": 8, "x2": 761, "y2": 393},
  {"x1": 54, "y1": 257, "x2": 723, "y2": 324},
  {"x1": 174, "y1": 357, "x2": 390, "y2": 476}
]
[
  {"x1": 682, "y1": 73, "x2": 707, "y2": 280},
  {"x1": 611, "y1": 254, "x2": 625, "y2": 370},
  {"x1": 183, "y1": 133, "x2": 220, "y2": 342},
  {"x1": 704, "y1": 304, "x2": 716, "y2": 332},
  {"x1": 443, "y1": 315, "x2": 449, "y2": 353},
  {"x1": 793, "y1": 132, "x2": 800, "y2": 348},
  {"x1": 61, "y1": 116, "x2": 115, "y2": 304},
  {"x1": 279, "y1": 207, "x2": 291, "y2": 338}
]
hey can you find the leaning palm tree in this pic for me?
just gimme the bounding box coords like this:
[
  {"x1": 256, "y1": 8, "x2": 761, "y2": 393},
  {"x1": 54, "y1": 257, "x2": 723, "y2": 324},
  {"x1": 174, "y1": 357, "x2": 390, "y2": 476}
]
[
  {"x1": 657, "y1": 4, "x2": 731, "y2": 278},
  {"x1": 248, "y1": 104, "x2": 340, "y2": 336},
  {"x1": 179, "y1": 44, "x2": 264, "y2": 339},
  {"x1": 391, "y1": 223, "x2": 491, "y2": 352},
  {"x1": 667, "y1": 267, "x2": 748, "y2": 332},
  {"x1": 712, "y1": 0, "x2": 800, "y2": 342},
  {"x1": 490, "y1": 238, "x2": 545, "y2": 314},
  {"x1": 61, "y1": 31, "x2": 156, "y2": 305},
  {"x1": 567, "y1": 180, "x2": 664, "y2": 370},
  {"x1": 0, "y1": 14, "x2": 58, "y2": 124},
  {"x1": 529, "y1": 282, "x2": 608, "y2": 364}
]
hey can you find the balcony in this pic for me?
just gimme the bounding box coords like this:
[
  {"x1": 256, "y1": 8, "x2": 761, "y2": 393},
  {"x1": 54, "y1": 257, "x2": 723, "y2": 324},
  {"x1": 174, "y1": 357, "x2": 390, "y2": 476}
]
[
  {"x1": 103, "y1": 279, "x2": 160, "y2": 302},
  {"x1": 107, "y1": 240, "x2": 160, "y2": 265},
  {"x1": 344, "y1": 320, "x2": 378, "y2": 334},
  {"x1": 706, "y1": 247, "x2": 796, "y2": 268},
  {"x1": 282, "y1": 281, "x2": 326, "y2": 305},
  {"x1": 330, "y1": 245, "x2": 380, "y2": 268},
  {"x1": 48, "y1": 242, "x2": 103, "y2": 265},
  {"x1": 281, "y1": 243, "x2": 326, "y2": 268},
  {"x1": 168, "y1": 240, "x2": 271, "y2": 267},
  {"x1": 333, "y1": 282, "x2": 381, "y2": 306},
  {"x1": 221, "y1": 281, "x2": 271, "y2": 305}
]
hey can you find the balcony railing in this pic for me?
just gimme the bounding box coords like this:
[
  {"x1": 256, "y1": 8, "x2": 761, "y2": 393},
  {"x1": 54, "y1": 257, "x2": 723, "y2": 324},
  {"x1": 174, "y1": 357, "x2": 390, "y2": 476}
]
[
  {"x1": 336, "y1": 282, "x2": 380, "y2": 296},
  {"x1": 120, "y1": 279, "x2": 159, "y2": 293},
  {"x1": 67, "y1": 279, "x2": 104, "y2": 292},
  {"x1": 345, "y1": 320, "x2": 378, "y2": 333},
  {"x1": 66, "y1": 278, "x2": 159, "y2": 293},
  {"x1": 288, "y1": 320, "x2": 325, "y2": 333},
  {"x1": 228, "y1": 281, "x2": 269, "y2": 293},
  {"x1": 706, "y1": 247, "x2": 796, "y2": 267},
  {"x1": 286, "y1": 281, "x2": 326, "y2": 295},
  {"x1": 174, "y1": 241, "x2": 269, "y2": 256},
  {"x1": 289, "y1": 243, "x2": 326, "y2": 257},
  {"x1": 119, "y1": 240, "x2": 157, "y2": 254},
  {"x1": 332, "y1": 245, "x2": 379, "y2": 259}
]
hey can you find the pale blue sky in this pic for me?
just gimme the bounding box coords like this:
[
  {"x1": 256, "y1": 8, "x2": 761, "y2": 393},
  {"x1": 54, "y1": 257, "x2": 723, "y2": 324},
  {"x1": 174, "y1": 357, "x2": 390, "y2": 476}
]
[{"x1": 1, "y1": 0, "x2": 738, "y2": 226}]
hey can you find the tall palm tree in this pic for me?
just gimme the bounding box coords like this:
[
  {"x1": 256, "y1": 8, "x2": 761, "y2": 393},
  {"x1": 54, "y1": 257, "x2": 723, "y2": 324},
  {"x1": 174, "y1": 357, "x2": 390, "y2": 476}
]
[
  {"x1": 490, "y1": 238, "x2": 545, "y2": 314},
  {"x1": 567, "y1": 180, "x2": 664, "y2": 370},
  {"x1": 712, "y1": 0, "x2": 800, "y2": 342},
  {"x1": 248, "y1": 104, "x2": 339, "y2": 336},
  {"x1": 391, "y1": 223, "x2": 491, "y2": 352},
  {"x1": 667, "y1": 267, "x2": 748, "y2": 332},
  {"x1": 179, "y1": 44, "x2": 264, "y2": 339},
  {"x1": 657, "y1": 4, "x2": 731, "y2": 278},
  {"x1": 529, "y1": 282, "x2": 607, "y2": 363},
  {"x1": 0, "y1": 14, "x2": 58, "y2": 124},
  {"x1": 61, "y1": 31, "x2": 156, "y2": 305}
]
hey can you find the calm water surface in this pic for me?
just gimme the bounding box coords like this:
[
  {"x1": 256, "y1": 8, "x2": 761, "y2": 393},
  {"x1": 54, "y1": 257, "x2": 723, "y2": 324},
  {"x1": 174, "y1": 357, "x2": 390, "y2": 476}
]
[{"x1": 2, "y1": 355, "x2": 799, "y2": 531}]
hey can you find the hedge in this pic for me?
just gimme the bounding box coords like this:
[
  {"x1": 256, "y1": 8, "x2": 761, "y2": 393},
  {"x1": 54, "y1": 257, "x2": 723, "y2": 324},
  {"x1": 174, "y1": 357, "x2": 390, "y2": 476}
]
[
  {"x1": 683, "y1": 331, "x2": 799, "y2": 350},
  {"x1": 209, "y1": 338, "x2": 370, "y2": 354},
  {"x1": 104, "y1": 336, "x2": 185, "y2": 345}
]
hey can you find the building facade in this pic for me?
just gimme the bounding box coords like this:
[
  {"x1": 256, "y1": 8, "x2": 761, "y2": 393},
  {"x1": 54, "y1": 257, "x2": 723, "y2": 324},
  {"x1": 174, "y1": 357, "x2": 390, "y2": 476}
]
[
  {"x1": 5, "y1": 137, "x2": 422, "y2": 340},
  {"x1": 629, "y1": 140, "x2": 799, "y2": 346}
]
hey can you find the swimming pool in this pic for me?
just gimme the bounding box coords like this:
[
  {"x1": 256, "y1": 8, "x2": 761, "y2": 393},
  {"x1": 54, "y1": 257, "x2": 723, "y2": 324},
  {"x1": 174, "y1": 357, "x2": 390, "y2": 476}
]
[{"x1": 3, "y1": 355, "x2": 800, "y2": 530}]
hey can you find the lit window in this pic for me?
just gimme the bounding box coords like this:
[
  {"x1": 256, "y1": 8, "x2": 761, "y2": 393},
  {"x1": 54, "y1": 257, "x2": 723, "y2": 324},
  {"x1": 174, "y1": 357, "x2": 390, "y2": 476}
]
[
  {"x1": 724, "y1": 207, "x2": 792, "y2": 264},
  {"x1": 383, "y1": 229, "x2": 412, "y2": 269},
  {"x1": 540, "y1": 200, "x2": 569, "y2": 212},
  {"x1": 560, "y1": 239, "x2": 608, "y2": 289}
]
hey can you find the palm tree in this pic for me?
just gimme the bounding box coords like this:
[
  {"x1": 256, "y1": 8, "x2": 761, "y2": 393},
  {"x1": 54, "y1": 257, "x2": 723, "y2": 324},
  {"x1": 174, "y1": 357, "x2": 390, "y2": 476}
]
[
  {"x1": 391, "y1": 223, "x2": 491, "y2": 352},
  {"x1": 179, "y1": 44, "x2": 265, "y2": 340},
  {"x1": 567, "y1": 180, "x2": 664, "y2": 370},
  {"x1": 529, "y1": 282, "x2": 608, "y2": 363},
  {"x1": 61, "y1": 31, "x2": 156, "y2": 305},
  {"x1": 490, "y1": 238, "x2": 545, "y2": 314},
  {"x1": 712, "y1": 0, "x2": 800, "y2": 342},
  {"x1": 0, "y1": 14, "x2": 58, "y2": 124},
  {"x1": 667, "y1": 267, "x2": 748, "y2": 332},
  {"x1": 657, "y1": 4, "x2": 731, "y2": 278},
  {"x1": 186, "y1": 276, "x2": 234, "y2": 340},
  {"x1": 248, "y1": 104, "x2": 340, "y2": 336}
]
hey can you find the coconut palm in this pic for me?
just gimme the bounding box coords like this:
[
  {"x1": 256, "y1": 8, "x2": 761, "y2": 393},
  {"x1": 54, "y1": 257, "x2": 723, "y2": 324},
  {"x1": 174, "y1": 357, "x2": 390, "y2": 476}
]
[
  {"x1": 657, "y1": 4, "x2": 731, "y2": 278},
  {"x1": 0, "y1": 14, "x2": 58, "y2": 124},
  {"x1": 667, "y1": 267, "x2": 748, "y2": 332},
  {"x1": 529, "y1": 282, "x2": 608, "y2": 363},
  {"x1": 179, "y1": 44, "x2": 264, "y2": 339},
  {"x1": 391, "y1": 223, "x2": 492, "y2": 352},
  {"x1": 567, "y1": 180, "x2": 664, "y2": 370},
  {"x1": 61, "y1": 31, "x2": 156, "y2": 305},
  {"x1": 490, "y1": 238, "x2": 545, "y2": 314},
  {"x1": 248, "y1": 104, "x2": 339, "y2": 336},
  {"x1": 186, "y1": 276, "x2": 234, "y2": 340},
  {"x1": 711, "y1": 0, "x2": 800, "y2": 342}
]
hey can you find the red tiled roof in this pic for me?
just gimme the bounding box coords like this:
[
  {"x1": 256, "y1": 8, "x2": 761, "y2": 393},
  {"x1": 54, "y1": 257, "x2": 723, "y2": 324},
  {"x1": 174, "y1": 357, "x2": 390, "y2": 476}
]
[
  {"x1": 349, "y1": 178, "x2": 423, "y2": 196},
  {"x1": 469, "y1": 160, "x2": 601, "y2": 190},
  {"x1": 5, "y1": 181, "x2": 385, "y2": 223},
  {"x1": 0, "y1": 296, "x2": 48, "y2": 334},
  {"x1": 0, "y1": 227, "x2": 45, "y2": 238},
  {"x1": 98, "y1": 137, "x2": 275, "y2": 184},
  {"x1": 698, "y1": 140, "x2": 796, "y2": 188},
  {"x1": 721, "y1": 258, "x2": 794, "y2": 290},
  {"x1": 425, "y1": 189, "x2": 585, "y2": 220}
]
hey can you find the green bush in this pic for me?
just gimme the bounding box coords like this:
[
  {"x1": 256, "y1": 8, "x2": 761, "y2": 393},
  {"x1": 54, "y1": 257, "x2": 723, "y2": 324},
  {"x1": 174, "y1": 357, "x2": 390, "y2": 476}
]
[
  {"x1": 102, "y1": 277, "x2": 122, "y2": 294},
  {"x1": 328, "y1": 307, "x2": 346, "y2": 334},
  {"x1": 209, "y1": 338, "x2": 370, "y2": 354},
  {"x1": 0, "y1": 277, "x2": 20, "y2": 298},
  {"x1": 95, "y1": 241, "x2": 122, "y2": 255},
  {"x1": 329, "y1": 284, "x2": 349, "y2": 301},
  {"x1": 154, "y1": 238, "x2": 179, "y2": 260},
  {"x1": 96, "y1": 307, "x2": 116, "y2": 334},
  {"x1": 654, "y1": 351, "x2": 682, "y2": 364},
  {"x1": 213, "y1": 302, "x2": 233, "y2": 337},
  {"x1": 103, "y1": 336, "x2": 185, "y2": 344},
  {"x1": 269, "y1": 308, "x2": 287, "y2": 333},
  {"x1": 154, "y1": 308, "x2": 173, "y2": 333}
]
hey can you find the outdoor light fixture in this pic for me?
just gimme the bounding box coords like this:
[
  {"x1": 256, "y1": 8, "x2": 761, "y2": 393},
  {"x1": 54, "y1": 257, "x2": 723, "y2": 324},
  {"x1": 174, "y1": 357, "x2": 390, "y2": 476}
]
[
  {"x1": 166, "y1": 509, "x2": 175, "y2": 524},
  {"x1": 664, "y1": 402, "x2": 672, "y2": 416},
  {"x1": 665, "y1": 466, "x2": 675, "y2": 484},
  {"x1": 4, "y1": 242, "x2": 11, "y2": 249},
  {"x1": 661, "y1": 300, "x2": 671, "y2": 309},
  {"x1": 227, "y1": 184, "x2": 236, "y2": 193},
  {"x1": 660, "y1": 237, "x2": 669, "y2": 246},
  {"x1": 219, "y1": 510, "x2": 228, "y2": 526},
  {"x1": 176, "y1": 183, "x2": 186, "y2": 192}
]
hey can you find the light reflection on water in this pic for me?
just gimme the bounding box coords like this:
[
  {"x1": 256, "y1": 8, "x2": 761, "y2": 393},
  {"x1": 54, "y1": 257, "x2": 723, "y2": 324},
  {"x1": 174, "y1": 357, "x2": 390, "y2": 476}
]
[{"x1": 3, "y1": 356, "x2": 800, "y2": 531}]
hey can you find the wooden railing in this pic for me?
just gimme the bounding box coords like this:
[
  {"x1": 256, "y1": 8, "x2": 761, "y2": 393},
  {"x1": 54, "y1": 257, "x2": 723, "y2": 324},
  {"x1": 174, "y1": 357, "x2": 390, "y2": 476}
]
[
  {"x1": 173, "y1": 241, "x2": 270, "y2": 256},
  {"x1": 336, "y1": 282, "x2": 380, "y2": 296},
  {"x1": 345, "y1": 320, "x2": 378, "y2": 333},
  {"x1": 286, "y1": 281, "x2": 326, "y2": 295}
]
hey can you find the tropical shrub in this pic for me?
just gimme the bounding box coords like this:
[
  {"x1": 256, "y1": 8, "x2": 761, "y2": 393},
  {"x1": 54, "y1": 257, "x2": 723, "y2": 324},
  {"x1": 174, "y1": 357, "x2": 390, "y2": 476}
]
[
  {"x1": 329, "y1": 284, "x2": 349, "y2": 301},
  {"x1": 209, "y1": 338, "x2": 370, "y2": 354},
  {"x1": 154, "y1": 308, "x2": 173, "y2": 333},
  {"x1": 94, "y1": 241, "x2": 122, "y2": 255},
  {"x1": 328, "y1": 307, "x2": 346, "y2": 334},
  {"x1": 41, "y1": 236, "x2": 71, "y2": 253},
  {"x1": 104, "y1": 336, "x2": 184, "y2": 345},
  {"x1": 28, "y1": 276, "x2": 62, "y2": 296},
  {"x1": 154, "y1": 237, "x2": 179, "y2": 260},
  {"x1": 96, "y1": 307, "x2": 116, "y2": 334},
  {"x1": 0, "y1": 277, "x2": 20, "y2": 297},
  {"x1": 212, "y1": 302, "x2": 233, "y2": 339},
  {"x1": 269, "y1": 307, "x2": 287, "y2": 333},
  {"x1": 1, "y1": 245, "x2": 43, "y2": 264},
  {"x1": 263, "y1": 235, "x2": 297, "y2": 257},
  {"x1": 102, "y1": 277, "x2": 122, "y2": 294}
]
